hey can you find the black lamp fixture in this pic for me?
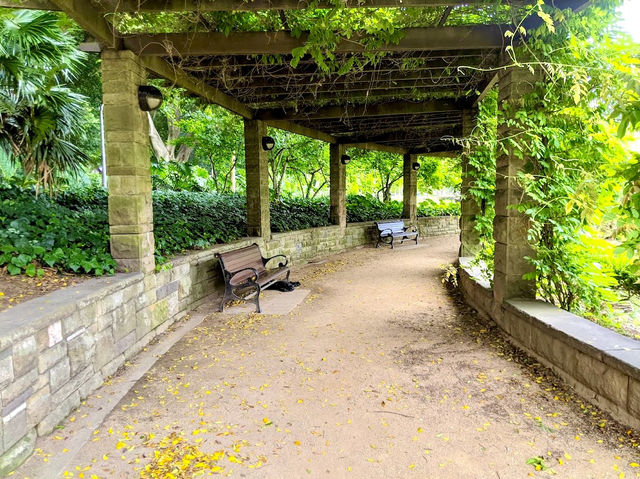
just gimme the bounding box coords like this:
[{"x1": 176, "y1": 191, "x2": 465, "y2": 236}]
[
  {"x1": 138, "y1": 85, "x2": 163, "y2": 111},
  {"x1": 262, "y1": 136, "x2": 275, "y2": 151},
  {"x1": 341, "y1": 154, "x2": 351, "y2": 165},
  {"x1": 412, "y1": 161, "x2": 421, "y2": 171}
]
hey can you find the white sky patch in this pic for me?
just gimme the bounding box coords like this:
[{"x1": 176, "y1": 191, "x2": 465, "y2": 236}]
[{"x1": 619, "y1": 0, "x2": 640, "y2": 43}]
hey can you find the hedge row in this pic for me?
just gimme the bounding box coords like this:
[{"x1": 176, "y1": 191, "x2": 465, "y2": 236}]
[{"x1": 0, "y1": 185, "x2": 459, "y2": 275}]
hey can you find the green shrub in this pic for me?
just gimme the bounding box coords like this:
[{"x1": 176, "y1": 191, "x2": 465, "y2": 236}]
[
  {"x1": 0, "y1": 184, "x2": 116, "y2": 276},
  {"x1": 417, "y1": 198, "x2": 460, "y2": 217},
  {"x1": 0, "y1": 186, "x2": 460, "y2": 276},
  {"x1": 271, "y1": 196, "x2": 330, "y2": 232},
  {"x1": 346, "y1": 195, "x2": 402, "y2": 222}
]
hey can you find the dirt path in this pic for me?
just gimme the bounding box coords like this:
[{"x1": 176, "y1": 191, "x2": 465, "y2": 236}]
[{"x1": 17, "y1": 236, "x2": 640, "y2": 478}]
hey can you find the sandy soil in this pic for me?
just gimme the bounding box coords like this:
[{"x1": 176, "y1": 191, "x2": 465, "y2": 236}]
[
  {"x1": 18, "y1": 236, "x2": 640, "y2": 478},
  {"x1": 0, "y1": 269, "x2": 90, "y2": 312}
]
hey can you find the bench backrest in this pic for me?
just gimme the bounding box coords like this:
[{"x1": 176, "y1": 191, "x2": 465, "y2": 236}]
[
  {"x1": 375, "y1": 220, "x2": 405, "y2": 233},
  {"x1": 217, "y1": 244, "x2": 266, "y2": 282}
]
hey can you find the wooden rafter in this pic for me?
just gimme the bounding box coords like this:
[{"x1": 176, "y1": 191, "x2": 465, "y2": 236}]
[
  {"x1": 343, "y1": 143, "x2": 408, "y2": 155},
  {"x1": 258, "y1": 99, "x2": 469, "y2": 121},
  {"x1": 123, "y1": 25, "x2": 508, "y2": 56},
  {"x1": 48, "y1": 0, "x2": 121, "y2": 49},
  {"x1": 92, "y1": 0, "x2": 532, "y2": 12}
]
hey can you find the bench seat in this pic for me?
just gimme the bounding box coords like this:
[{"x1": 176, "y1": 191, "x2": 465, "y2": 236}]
[
  {"x1": 375, "y1": 220, "x2": 419, "y2": 249},
  {"x1": 216, "y1": 244, "x2": 290, "y2": 313}
]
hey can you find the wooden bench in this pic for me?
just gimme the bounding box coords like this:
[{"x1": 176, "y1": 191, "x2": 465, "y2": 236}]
[
  {"x1": 215, "y1": 243, "x2": 290, "y2": 313},
  {"x1": 375, "y1": 220, "x2": 418, "y2": 249}
]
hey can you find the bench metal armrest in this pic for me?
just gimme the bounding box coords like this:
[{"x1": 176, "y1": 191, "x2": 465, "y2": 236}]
[
  {"x1": 263, "y1": 254, "x2": 289, "y2": 268},
  {"x1": 379, "y1": 228, "x2": 393, "y2": 236},
  {"x1": 229, "y1": 267, "x2": 259, "y2": 284}
]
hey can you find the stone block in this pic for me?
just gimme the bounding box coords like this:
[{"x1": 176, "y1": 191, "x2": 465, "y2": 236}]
[
  {"x1": 93, "y1": 328, "x2": 115, "y2": 371},
  {"x1": 0, "y1": 428, "x2": 35, "y2": 476},
  {"x1": 78, "y1": 372, "x2": 104, "y2": 399},
  {"x1": 629, "y1": 378, "x2": 640, "y2": 418},
  {"x1": 100, "y1": 354, "x2": 124, "y2": 379},
  {"x1": 0, "y1": 350, "x2": 13, "y2": 390},
  {"x1": 11, "y1": 337, "x2": 36, "y2": 378},
  {"x1": 37, "y1": 390, "x2": 80, "y2": 436},
  {"x1": 573, "y1": 351, "x2": 629, "y2": 407},
  {"x1": 77, "y1": 301, "x2": 105, "y2": 329},
  {"x1": 103, "y1": 289, "x2": 125, "y2": 314},
  {"x1": 151, "y1": 298, "x2": 169, "y2": 330},
  {"x1": 26, "y1": 385, "x2": 50, "y2": 428},
  {"x1": 1, "y1": 370, "x2": 36, "y2": 408},
  {"x1": 49, "y1": 358, "x2": 71, "y2": 393},
  {"x1": 113, "y1": 302, "x2": 137, "y2": 341},
  {"x1": 156, "y1": 280, "x2": 179, "y2": 300},
  {"x1": 115, "y1": 331, "x2": 136, "y2": 356},
  {"x1": 2, "y1": 403, "x2": 27, "y2": 451},
  {"x1": 37, "y1": 341, "x2": 67, "y2": 374},
  {"x1": 110, "y1": 232, "x2": 154, "y2": 260},
  {"x1": 68, "y1": 333, "x2": 95, "y2": 376},
  {"x1": 52, "y1": 366, "x2": 93, "y2": 408}
]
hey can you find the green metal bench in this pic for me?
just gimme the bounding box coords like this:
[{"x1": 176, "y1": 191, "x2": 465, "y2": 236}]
[
  {"x1": 375, "y1": 219, "x2": 418, "y2": 249},
  {"x1": 215, "y1": 243, "x2": 290, "y2": 313}
]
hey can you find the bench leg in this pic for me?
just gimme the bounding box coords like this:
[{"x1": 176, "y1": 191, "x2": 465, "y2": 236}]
[
  {"x1": 254, "y1": 285, "x2": 262, "y2": 313},
  {"x1": 391, "y1": 237, "x2": 394, "y2": 249},
  {"x1": 219, "y1": 285, "x2": 233, "y2": 312}
]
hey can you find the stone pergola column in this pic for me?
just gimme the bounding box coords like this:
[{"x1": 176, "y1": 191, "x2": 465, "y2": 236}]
[
  {"x1": 459, "y1": 107, "x2": 481, "y2": 257},
  {"x1": 244, "y1": 119, "x2": 271, "y2": 238},
  {"x1": 493, "y1": 67, "x2": 540, "y2": 303},
  {"x1": 102, "y1": 50, "x2": 155, "y2": 274},
  {"x1": 402, "y1": 153, "x2": 418, "y2": 222},
  {"x1": 330, "y1": 143, "x2": 347, "y2": 228}
]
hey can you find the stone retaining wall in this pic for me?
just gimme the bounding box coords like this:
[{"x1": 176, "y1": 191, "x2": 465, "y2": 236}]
[
  {"x1": 0, "y1": 217, "x2": 459, "y2": 472},
  {"x1": 458, "y1": 257, "x2": 640, "y2": 430}
]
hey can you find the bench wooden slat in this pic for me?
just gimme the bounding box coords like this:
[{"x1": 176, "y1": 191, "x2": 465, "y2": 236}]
[
  {"x1": 374, "y1": 219, "x2": 419, "y2": 249},
  {"x1": 216, "y1": 243, "x2": 291, "y2": 313}
]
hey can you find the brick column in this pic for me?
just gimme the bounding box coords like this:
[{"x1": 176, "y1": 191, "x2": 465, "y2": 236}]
[
  {"x1": 402, "y1": 153, "x2": 418, "y2": 222},
  {"x1": 102, "y1": 50, "x2": 155, "y2": 274},
  {"x1": 330, "y1": 143, "x2": 347, "y2": 228},
  {"x1": 459, "y1": 107, "x2": 481, "y2": 257},
  {"x1": 244, "y1": 119, "x2": 271, "y2": 238},
  {"x1": 493, "y1": 67, "x2": 541, "y2": 303}
]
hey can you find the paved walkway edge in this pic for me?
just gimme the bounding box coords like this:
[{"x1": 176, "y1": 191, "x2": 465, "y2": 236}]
[{"x1": 15, "y1": 297, "x2": 218, "y2": 478}]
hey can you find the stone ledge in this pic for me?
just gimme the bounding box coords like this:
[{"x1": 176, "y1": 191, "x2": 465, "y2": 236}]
[
  {"x1": 0, "y1": 273, "x2": 142, "y2": 351},
  {"x1": 459, "y1": 260, "x2": 640, "y2": 429},
  {"x1": 506, "y1": 299, "x2": 640, "y2": 383}
]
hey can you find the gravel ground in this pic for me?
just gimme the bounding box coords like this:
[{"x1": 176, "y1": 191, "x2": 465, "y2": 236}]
[{"x1": 14, "y1": 235, "x2": 640, "y2": 478}]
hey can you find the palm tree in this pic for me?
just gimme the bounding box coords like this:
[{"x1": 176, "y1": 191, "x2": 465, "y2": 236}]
[{"x1": 0, "y1": 9, "x2": 90, "y2": 191}]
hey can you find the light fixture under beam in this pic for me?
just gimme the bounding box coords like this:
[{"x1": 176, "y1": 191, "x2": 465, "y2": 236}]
[
  {"x1": 138, "y1": 85, "x2": 163, "y2": 111},
  {"x1": 262, "y1": 136, "x2": 275, "y2": 151}
]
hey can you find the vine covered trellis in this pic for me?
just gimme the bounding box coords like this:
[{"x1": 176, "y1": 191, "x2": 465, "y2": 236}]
[{"x1": 2, "y1": 0, "x2": 592, "y2": 156}]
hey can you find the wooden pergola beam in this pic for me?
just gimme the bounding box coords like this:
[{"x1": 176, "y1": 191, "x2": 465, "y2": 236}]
[
  {"x1": 143, "y1": 57, "x2": 255, "y2": 118},
  {"x1": 91, "y1": 0, "x2": 532, "y2": 12},
  {"x1": 264, "y1": 119, "x2": 336, "y2": 143},
  {"x1": 211, "y1": 72, "x2": 475, "y2": 91},
  {"x1": 258, "y1": 99, "x2": 469, "y2": 121},
  {"x1": 343, "y1": 142, "x2": 408, "y2": 155},
  {"x1": 48, "y1": 0, "x2": 121, "y2": 49},
  {"x1": 47, "y1": 1, "x2": 255, "y2": 119},
  {"x1": 123, "y1": 25, "x2": 508, "y2": 56},
  {"x1": 409, "y1": 145, "x2": 461, "y2": 154}
]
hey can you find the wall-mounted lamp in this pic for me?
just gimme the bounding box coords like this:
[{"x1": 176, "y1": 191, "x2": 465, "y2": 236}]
[
  {"x1": 412, "y1": 162, "x2": 421, "y2": 171},
  {"x1": 262, "y1": 136, "x2": 275, "y2": 151},
  {"x1": 138, "y1": 85, "x2": 164, "y2": 112},
  {"x1": 341, "y1": 154, "x2": 351, "y2": 165}
]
